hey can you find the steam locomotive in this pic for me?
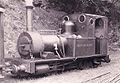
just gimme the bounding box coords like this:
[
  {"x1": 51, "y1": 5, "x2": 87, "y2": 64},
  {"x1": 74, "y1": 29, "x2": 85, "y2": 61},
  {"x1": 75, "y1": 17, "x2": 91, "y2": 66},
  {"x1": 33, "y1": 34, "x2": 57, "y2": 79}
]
[{"x1": 3, "y1": 13, "x2": 110, "y2": 76}]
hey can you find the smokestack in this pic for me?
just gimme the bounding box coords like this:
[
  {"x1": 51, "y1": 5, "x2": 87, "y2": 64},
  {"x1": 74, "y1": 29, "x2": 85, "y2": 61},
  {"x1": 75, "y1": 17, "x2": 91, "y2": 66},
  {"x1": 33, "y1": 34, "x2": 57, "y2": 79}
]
[
  {"x1": 0, "y1": 7, "x2": 4, "y2": 66},
  {"x1": 25, "y1": 0, "x2": 33, "y2": 31}
]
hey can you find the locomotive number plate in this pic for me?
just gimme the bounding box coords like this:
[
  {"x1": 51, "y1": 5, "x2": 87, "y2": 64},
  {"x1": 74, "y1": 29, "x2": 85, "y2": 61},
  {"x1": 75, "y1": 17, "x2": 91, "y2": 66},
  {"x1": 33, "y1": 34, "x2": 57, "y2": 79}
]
[{"x1": 77, "y1": 44, "x2": 93, "y2": 47}]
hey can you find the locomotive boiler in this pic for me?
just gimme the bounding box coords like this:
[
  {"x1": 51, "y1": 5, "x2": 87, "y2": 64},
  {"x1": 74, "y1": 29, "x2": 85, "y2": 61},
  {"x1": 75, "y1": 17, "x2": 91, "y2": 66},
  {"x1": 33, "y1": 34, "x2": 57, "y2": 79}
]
[
  {"x1": 3, "y1": 13, "x2": 110, "y2": 76},
  {"x1": 17, "y1": 31, "x2": 67, "y2": 59}
]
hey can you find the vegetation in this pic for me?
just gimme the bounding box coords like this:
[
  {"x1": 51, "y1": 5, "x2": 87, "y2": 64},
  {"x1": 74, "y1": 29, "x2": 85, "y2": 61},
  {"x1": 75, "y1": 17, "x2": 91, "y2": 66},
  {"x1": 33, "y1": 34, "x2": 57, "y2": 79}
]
[
  {"x1": 33, "y1": 0, "x2": 120, "y2": 44},
  {"x1": 33, "y1": 0, "x2": 120, "y2": 20}
]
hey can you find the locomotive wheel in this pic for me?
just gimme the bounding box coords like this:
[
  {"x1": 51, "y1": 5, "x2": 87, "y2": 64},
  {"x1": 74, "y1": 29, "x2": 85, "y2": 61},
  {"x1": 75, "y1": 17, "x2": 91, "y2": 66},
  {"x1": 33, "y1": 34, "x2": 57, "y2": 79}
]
[
  {"x1": 84, "y1": 60, "x2": 95, "y2": 69},
  {"x1": 78, "y1": 60, "x2": 84, "y2": 70},
  {"x1": 77, "y1": 59, "x2": 94, "y2": 70},
  {"x1": 88, "y1": 60, "x2": 94, "y2": 68},
  {"x1": 92, "y1": 58, "x2": 101, "y2": 68},
  {"x1": 104, "y1": 56, "x2": 110, "y2": 63}
]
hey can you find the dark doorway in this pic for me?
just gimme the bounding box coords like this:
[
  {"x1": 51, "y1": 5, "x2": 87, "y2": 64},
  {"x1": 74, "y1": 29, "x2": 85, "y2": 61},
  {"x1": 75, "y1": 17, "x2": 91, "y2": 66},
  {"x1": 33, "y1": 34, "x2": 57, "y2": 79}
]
[{"x1": 95, "y1": 18, "x2": 104, "y2": 54}]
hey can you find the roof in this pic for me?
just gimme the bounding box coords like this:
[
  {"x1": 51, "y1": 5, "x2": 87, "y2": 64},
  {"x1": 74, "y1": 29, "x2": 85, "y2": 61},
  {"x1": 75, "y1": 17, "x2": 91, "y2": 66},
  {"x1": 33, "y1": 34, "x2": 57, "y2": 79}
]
[{"x1": 85, "y1": 13, "x2": 107, "y2": 19}]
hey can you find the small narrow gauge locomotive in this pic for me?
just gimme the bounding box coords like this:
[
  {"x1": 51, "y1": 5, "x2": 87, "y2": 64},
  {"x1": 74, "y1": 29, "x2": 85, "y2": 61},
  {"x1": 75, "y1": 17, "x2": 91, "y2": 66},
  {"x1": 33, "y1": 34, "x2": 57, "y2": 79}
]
[{"x1": 4, "y1": 13, "x2": 110, "y2": 76}]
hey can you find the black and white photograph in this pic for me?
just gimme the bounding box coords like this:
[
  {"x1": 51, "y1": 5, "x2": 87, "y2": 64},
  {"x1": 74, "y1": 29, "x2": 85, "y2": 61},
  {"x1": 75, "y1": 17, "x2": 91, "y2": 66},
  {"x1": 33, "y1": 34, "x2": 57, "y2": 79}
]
[{"x1": 0, "y1": 0, "x2": 120, "y2": 83}]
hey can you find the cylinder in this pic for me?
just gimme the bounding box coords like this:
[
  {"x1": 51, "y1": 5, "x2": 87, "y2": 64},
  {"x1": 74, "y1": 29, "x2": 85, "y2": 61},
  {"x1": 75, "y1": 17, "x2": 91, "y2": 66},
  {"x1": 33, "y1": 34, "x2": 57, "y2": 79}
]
[
  {"x1": 0, "y1": 7, "x2": 4, "y2": 65},
  {"x1": 36, "y1": 65, "x2": 50, "y2": 74}
]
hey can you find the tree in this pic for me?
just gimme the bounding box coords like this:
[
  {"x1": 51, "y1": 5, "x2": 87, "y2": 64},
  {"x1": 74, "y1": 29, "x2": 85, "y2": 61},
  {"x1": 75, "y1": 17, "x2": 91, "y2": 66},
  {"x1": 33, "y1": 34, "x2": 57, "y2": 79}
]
[{"x1": 33, "y1": 0, "x2": 120, "y2": 43}]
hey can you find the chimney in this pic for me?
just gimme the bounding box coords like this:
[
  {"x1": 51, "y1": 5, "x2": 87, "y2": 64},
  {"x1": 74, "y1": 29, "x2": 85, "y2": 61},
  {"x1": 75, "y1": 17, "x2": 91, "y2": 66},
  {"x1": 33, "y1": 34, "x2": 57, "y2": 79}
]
[
  {"x1": 0, "y1": 7, "x2": 4, "y2": 66},
  {"x1": 25, "y1": 0, "x2": 33, "y2": 31}
]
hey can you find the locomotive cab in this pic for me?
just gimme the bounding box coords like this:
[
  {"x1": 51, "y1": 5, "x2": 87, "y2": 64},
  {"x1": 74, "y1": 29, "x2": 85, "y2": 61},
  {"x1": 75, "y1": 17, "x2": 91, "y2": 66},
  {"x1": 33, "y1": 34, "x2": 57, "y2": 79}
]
[{"x1": 94, "y1": 17, "x2": 108, "y2": 55}]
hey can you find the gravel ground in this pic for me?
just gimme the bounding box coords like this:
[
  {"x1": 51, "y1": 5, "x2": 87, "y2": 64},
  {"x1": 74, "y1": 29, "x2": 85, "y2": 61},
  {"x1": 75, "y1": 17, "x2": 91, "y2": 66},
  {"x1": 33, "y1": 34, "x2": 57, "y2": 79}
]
[{"x1": 0, "y1": 51, "x2": 120, "y2": 83}]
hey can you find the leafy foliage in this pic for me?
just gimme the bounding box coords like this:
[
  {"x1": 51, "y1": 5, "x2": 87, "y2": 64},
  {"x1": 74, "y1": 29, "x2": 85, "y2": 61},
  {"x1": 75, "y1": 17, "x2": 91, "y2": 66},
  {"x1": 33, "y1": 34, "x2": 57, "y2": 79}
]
[
  {"x1": 33, "y1": 0, "x2": 120, "y2": 44},
  {"x1": 33, "y1": 0, "x2": 120, "y2": 24}
]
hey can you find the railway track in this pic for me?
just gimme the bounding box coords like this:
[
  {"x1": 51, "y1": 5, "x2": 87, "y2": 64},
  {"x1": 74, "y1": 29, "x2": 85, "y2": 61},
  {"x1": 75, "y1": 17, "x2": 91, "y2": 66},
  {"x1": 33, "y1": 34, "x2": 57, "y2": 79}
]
[
  {"x1": 80, "y1": 53, "x2": 120, "y2": 83},
  {"x1": 81, "y1": 70, "x2": 120, "y2": 83}
]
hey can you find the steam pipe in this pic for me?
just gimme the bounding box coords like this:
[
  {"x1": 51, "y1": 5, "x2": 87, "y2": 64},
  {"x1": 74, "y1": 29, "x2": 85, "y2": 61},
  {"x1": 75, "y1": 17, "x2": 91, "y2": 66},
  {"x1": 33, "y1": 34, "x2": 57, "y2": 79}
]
[{"x1": 25, "y1": 0, "x2": 33, "y2": 31}]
